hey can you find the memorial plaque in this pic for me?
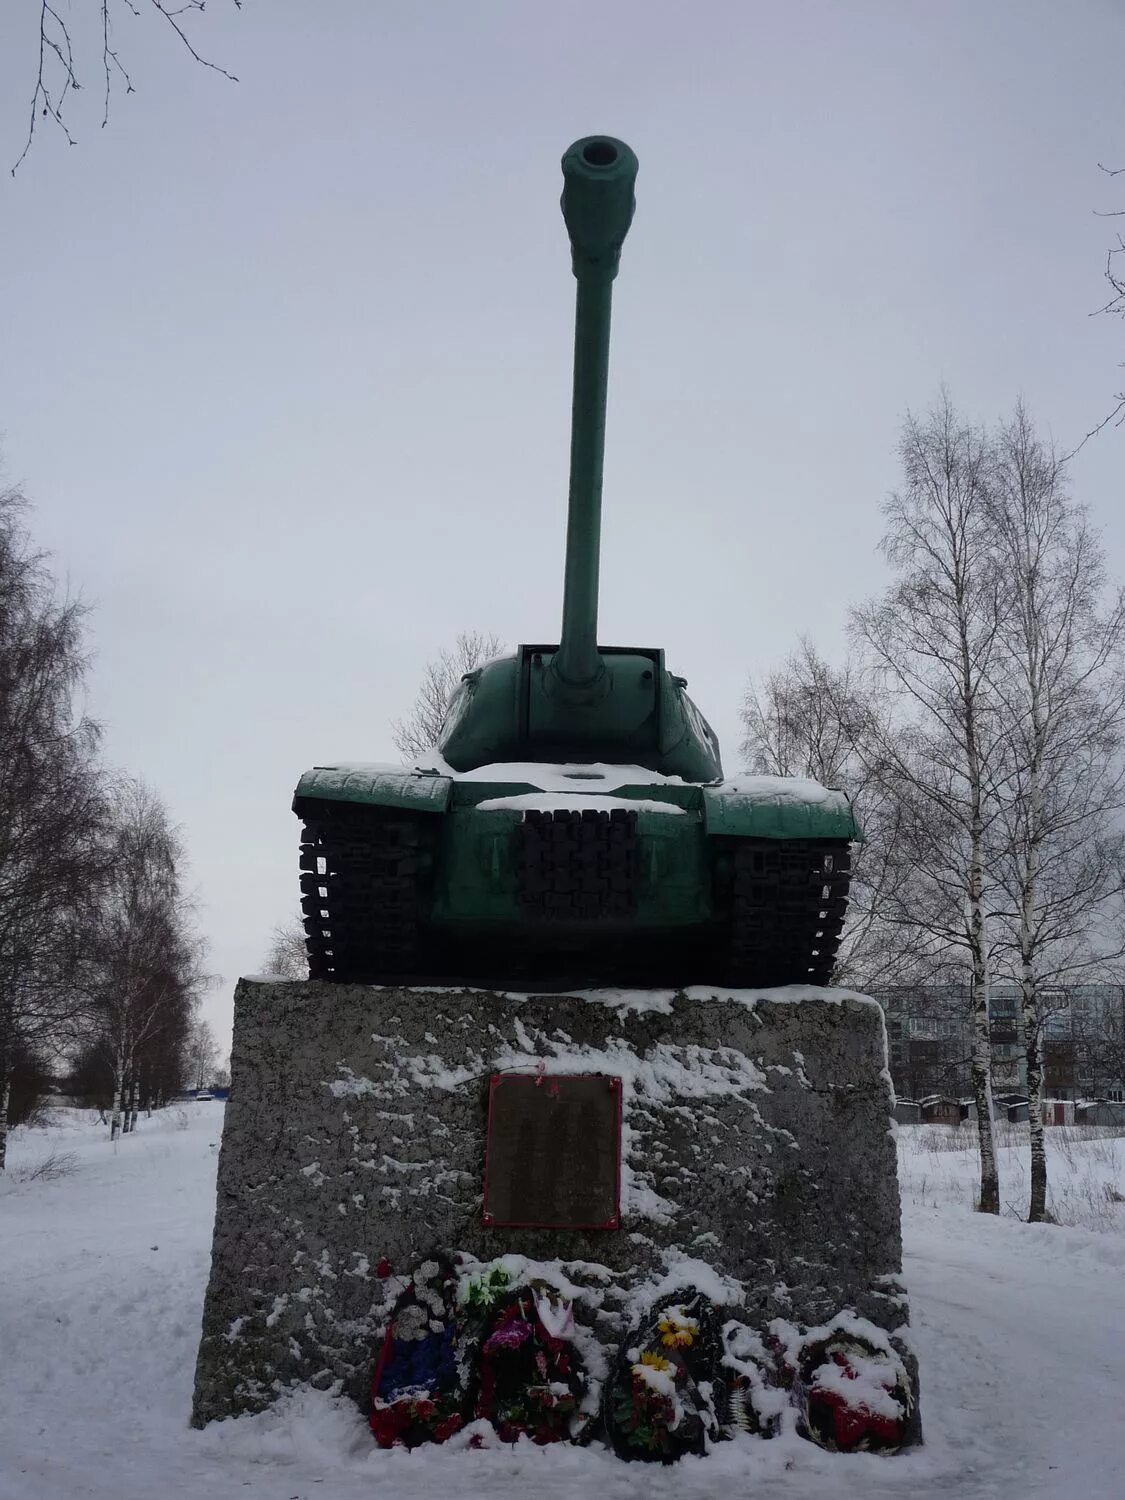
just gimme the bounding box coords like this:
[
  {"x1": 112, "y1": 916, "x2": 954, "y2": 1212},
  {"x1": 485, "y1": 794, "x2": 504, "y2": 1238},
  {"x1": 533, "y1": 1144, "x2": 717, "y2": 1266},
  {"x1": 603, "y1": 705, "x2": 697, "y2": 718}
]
[{"x1": 483, "y1": 1072, "x2": 622, "y2": 1229}]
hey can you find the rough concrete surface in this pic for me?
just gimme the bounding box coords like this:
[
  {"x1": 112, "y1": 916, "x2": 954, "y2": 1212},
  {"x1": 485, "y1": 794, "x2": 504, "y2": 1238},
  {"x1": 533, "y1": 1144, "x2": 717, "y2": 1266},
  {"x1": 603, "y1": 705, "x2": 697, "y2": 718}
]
[{"x1": 192, "y1": 981, "x2": 914, "y2": 1429}]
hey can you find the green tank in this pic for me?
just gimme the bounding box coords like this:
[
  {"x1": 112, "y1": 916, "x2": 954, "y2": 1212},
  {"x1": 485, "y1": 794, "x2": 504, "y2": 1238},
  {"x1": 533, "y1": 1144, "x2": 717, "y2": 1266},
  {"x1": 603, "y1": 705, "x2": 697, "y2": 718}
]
[{"x1": 293, "y1": 135, "x2": 859, "y2": 988}]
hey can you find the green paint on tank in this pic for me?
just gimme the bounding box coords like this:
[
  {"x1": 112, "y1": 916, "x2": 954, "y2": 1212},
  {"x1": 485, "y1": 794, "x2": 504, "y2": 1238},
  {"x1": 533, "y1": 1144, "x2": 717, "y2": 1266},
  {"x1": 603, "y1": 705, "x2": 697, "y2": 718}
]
[{"x1": 292, "y1": 136, "x2": 862, "y2": 989}]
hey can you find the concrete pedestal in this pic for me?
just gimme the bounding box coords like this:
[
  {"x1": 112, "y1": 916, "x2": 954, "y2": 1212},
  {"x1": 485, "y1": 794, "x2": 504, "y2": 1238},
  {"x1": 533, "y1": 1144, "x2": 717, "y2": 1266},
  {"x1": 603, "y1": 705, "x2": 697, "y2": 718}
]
[{"x1": 192, "y1": 980, "x2": 915, "y2": 1430}]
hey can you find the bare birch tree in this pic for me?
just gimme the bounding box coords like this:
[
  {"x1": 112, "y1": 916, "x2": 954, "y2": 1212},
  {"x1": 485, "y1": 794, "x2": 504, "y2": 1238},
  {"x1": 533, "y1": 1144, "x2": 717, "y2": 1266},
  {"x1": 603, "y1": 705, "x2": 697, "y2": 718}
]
[
  {"x1": 852, "y1": 394, "x2": 1005, "y2": 1214},
  {"x1": 0, "y1": 487, "x2": 108, "y2": 1169},
  {"x1": 262, "y1": 915, "x2": 308, "y2": 979},
  {"x1": 76, "y1": 780, "x2": 204, "y2": 1141},
  {"x1": 986, "y1": 403, "x2": 1125, "y2": 1220},
  {"x1": 740, "y1": 639, "x2": 909, "y2": 989},
  {"x1": 391, "y1": 630, "x2": 504, "y2": 760},
  {"x1": 186, "y1": 1014, "x2": 220, "y2": 1091}
]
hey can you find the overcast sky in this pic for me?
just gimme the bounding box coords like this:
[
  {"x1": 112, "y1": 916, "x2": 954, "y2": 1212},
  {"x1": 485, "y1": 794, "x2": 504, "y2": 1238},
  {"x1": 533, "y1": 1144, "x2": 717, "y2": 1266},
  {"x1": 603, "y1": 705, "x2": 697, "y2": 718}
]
[{"x1": 1, "y1": 1, "x2": 1122, "y2": 1049}]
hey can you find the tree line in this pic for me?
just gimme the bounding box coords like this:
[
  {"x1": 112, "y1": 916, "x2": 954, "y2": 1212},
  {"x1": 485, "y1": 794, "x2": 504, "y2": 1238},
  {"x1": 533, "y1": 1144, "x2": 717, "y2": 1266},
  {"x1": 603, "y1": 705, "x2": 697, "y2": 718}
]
[{"x1": 0, "y1": 481, "x2": 211, "y2": 1167}]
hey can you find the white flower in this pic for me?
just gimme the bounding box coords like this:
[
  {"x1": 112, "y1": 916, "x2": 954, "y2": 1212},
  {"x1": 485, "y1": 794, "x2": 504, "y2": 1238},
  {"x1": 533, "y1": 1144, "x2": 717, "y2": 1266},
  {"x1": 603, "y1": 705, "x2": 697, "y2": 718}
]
[{"x1": 395, "y1": 1304, "x2": 430, "y2": 1341}]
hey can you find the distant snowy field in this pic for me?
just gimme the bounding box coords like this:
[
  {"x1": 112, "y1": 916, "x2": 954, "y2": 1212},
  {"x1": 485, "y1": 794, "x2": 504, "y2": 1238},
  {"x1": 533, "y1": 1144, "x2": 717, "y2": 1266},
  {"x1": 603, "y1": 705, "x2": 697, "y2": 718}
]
[{"x1": 2, "y1": 1106, "x2": 1123, "y2": 1500}]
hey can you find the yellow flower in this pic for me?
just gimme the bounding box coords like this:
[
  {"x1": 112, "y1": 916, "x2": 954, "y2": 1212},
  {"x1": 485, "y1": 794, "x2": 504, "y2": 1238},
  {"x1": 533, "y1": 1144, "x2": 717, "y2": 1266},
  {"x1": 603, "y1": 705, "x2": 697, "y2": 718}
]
[
  {"x1": 634, "y1": 1350, "x2": 674, "y2": 1374},
  {"x1": 658, "y1": 1315, "x2": 698, "y2": 1349}
]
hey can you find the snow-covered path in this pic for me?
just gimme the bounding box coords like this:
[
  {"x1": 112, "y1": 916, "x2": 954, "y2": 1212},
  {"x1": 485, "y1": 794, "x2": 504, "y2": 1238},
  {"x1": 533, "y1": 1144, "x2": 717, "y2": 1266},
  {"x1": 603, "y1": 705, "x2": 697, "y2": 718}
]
[
  {"x1": 905, "y1": 1210, "x2": 1125, "y2": 1498},
  {"x1": 1, "y1": 1107, "x2": 1122, "y2": 1500}
]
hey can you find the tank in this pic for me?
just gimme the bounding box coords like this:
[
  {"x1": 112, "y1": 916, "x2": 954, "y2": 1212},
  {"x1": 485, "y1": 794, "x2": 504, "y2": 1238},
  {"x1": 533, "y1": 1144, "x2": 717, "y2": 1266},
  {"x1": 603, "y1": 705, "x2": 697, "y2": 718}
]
[{"x1": 293, "y1": 135, "x2": 860, "y2": 989}]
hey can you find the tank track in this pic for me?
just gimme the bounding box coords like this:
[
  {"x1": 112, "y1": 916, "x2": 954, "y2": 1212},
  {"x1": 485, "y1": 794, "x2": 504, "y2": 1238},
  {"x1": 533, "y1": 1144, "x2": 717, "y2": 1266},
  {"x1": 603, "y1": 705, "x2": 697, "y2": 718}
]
[
  {"x1": 295, "y1": 803, "x2": 851, "y2": 988},
  {"x1": 517, "y1": 807, "x2": 640, "y2": 920},
  {"x1": 297, "y1": 803, "x2": 435, "y2": 983},
  {"x1": 725, "y1": 838, "x2": 851, "y2": 987}
]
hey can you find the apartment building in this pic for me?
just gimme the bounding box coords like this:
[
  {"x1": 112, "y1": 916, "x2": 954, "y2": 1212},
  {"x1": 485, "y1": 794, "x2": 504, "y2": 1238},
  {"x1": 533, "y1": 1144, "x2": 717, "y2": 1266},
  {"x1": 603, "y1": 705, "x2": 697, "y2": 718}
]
[{"x1": 876, "y1": 985, "x2": 1125, "y2": 1103}]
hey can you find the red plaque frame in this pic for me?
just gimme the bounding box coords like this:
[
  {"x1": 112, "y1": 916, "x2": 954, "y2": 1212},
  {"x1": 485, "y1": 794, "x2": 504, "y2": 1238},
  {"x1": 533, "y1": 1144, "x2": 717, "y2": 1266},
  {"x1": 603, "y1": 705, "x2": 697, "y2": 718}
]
[{"x1": 482, "y1": 1071, "x2": 622, "y2": 1230}]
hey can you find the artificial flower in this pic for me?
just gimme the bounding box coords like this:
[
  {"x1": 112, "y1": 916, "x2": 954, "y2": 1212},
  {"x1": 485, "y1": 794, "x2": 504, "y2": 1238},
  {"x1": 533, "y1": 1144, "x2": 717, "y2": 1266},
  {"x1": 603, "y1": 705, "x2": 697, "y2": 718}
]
[
  {"x1": 658, "y1": 1312, "x2": 698, "y2": 1349},
  {"x1": 483, "y1": 1318, "x2": 532, "y2": 1354}
]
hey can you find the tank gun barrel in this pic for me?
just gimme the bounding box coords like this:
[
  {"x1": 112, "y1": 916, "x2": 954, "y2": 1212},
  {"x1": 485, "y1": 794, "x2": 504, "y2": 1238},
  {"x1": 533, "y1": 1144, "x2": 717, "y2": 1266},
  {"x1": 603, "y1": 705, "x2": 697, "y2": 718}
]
[{"x1": 553, "y1": 136, "x2": 638, "y2": 689}]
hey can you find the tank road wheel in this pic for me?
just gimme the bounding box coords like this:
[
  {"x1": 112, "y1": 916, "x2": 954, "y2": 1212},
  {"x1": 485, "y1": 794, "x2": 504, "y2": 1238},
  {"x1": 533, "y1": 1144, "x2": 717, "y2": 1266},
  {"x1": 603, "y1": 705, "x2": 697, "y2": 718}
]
[
  {"x1": 296, "y1": 804, "x2": 436, "y2": 983},
  {"x1": 726, "y1": 839, "x2": 851, "y2": 987}
]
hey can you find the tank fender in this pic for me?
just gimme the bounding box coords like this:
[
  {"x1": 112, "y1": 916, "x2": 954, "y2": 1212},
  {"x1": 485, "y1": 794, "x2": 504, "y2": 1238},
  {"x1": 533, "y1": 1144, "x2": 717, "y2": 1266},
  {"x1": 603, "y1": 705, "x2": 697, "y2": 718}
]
[
  {"x1": 702, "y1": 779, "x2": 862, "y2": 841},
  {"x1": 293, "y1": 765, "x2": 452, "y2": 814}
]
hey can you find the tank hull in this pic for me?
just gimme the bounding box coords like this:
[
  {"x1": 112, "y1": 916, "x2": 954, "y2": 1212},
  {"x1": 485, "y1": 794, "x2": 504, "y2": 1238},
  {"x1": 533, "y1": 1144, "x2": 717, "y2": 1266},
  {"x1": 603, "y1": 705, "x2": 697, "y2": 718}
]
[{"x1": 293, "y1": 765, "x2": 857, "y2": 989}]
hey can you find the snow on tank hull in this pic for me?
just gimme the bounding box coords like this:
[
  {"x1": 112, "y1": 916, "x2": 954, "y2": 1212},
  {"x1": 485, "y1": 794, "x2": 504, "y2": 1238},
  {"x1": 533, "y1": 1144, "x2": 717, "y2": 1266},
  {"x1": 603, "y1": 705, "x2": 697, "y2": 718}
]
[{"x1": 292, "y1": 763, "x2": 858, "y2": 990}]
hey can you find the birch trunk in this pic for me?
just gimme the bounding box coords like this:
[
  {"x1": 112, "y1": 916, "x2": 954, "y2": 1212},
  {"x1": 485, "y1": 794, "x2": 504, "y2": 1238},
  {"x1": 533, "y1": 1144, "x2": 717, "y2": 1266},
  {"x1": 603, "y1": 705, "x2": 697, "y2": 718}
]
[
  {"x1": 109, "y1": 1048, "x2": 125, "y2": 1143},
  {"x1": 0, "y1": 1065, "x2": 10, "y2": 1173},
  {"x1": 1023, "y1": 988, "x2": 1048, "y2": 1221},
  {"x1": 967, "y1": 712, "x2": 1000, "y2": 1214},
  {"x1": 969, "y1": 889, "x2": 1000, "y2": 1213},
  {"x1": 0, "y1": 1013, "x2": 10, "y2": 1172},
  {"x1": 965, "y1": 634, "x2": 1000, "y2": 1214},
  {"x1": 1021, "y1": 767, "x2": 1049, "y2": 1221},
  {"x1": 127, "y1": 1075, "x2": 138, "y2": 1135}
]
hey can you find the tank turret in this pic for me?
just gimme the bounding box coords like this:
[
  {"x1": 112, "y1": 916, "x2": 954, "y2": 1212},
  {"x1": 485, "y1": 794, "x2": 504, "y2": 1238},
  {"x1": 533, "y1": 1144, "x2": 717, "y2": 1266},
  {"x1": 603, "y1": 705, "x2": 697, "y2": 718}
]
[{"x1": 437, "y1": 137, "x2": 722, "y2": 782}]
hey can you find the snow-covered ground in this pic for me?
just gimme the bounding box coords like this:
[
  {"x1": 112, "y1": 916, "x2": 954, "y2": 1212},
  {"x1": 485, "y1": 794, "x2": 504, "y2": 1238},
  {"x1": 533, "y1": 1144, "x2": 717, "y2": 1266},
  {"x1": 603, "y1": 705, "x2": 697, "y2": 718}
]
[{"x1": 1, "y1": 1107, "x2": 1123, "y2": 1500}]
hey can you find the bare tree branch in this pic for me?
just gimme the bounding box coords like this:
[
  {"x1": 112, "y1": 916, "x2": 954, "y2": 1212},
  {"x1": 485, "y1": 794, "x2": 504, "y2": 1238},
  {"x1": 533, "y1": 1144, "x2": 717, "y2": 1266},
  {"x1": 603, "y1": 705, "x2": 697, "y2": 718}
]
[
  {"x1": 1074, "y1": 165, "x2": 1125, "y2": 453},
  {"x1": 102, "y1": 1, "x2": 135, "y2": 129},
  {"x1": 144, "y1": 0, "x2": 239, "y2": 81},
  {"x1": 12, "y1": 0, "x2": 240, "y2": 174},
  {"x1": 391, "y1": 630, "x2": 505, "y2": 761},
  {"x1": 261, "y1": 915, "x2": 308, "y2": 980},
  {"x1": 1062, "y1": 394, "x2": 1125, "y2": 462}
]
